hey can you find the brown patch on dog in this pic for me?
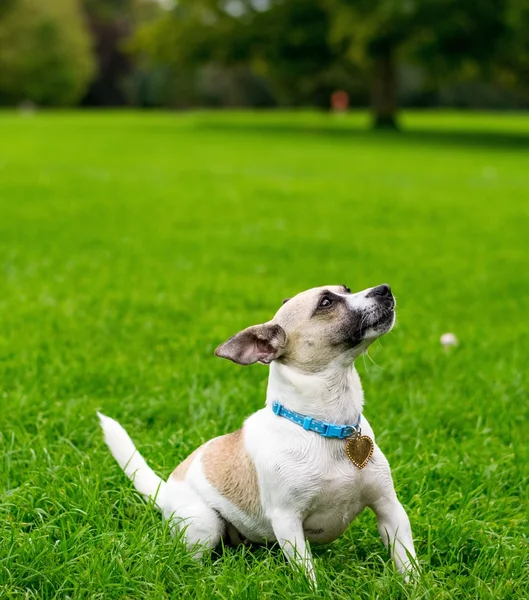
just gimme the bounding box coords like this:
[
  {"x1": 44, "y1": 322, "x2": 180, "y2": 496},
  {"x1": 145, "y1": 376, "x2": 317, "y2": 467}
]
[
  {"x1": 171, "y1": 446, "x2": 202, "y2": 481},
  {"x1": 202, "y1": 430, "x2": 261, "y2": 516}
]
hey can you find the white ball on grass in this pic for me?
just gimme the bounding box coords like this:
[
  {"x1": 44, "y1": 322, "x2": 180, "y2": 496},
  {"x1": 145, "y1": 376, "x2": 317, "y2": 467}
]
[{"x1": 440, "y1": 332, "x2": 458, "y2": 346}]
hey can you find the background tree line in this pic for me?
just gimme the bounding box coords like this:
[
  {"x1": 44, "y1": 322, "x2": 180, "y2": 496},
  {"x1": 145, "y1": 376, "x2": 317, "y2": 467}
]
[{"x1": 0, "y1": 0, "x2": 528, "y2": 126}]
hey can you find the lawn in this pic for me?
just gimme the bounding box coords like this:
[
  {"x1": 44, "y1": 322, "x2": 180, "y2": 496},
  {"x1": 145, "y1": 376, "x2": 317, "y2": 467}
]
[{"x1": 0, "y1": 110, "x2": 528, "y2": 599}]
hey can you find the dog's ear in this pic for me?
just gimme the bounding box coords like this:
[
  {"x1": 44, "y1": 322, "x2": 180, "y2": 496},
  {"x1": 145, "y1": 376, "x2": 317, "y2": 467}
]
[{"x1": 215, "y1": 323, "x2": 286, "y2": 365}]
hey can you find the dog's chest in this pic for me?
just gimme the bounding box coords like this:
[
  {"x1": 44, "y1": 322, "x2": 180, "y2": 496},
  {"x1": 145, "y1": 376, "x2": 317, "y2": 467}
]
[
  {"x1": 263, "y1": 425, "x2": 369, "y2": 507},
  {"x1": 245, "y1": 410, "x2": 385, "y2": 542},
  {"x1": 302, "y1": 445, "x2": 367, "y2": 530}
]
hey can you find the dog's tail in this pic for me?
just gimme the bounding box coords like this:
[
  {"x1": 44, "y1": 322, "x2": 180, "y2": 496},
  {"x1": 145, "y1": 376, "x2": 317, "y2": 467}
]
[{"x1": 97, "y1": 412, "x2": 166, "y2": 509}]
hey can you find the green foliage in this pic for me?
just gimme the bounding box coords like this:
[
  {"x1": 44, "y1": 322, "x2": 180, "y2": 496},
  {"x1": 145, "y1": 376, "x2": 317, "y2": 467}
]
[
  {"x1": 131, "y1": 0, "x2": 529, "y2": 115},
  {"x1": 498, "y1": 0, "x2": 529, "y2": 90},
  {"x1": 244, "y1": 1, "x2": 344, "y2": 105},
  {"x1": 0, "y1": 110, "x2": 528, "y2": 598},
  {"x1": 330, "y1": 0, "x2": 510, "y2": 65},
  {"x1": 132, "y1": 0, "x2": 365, "y2": 107},
  {"x1": 0, "y1": 0, "x2": 528, "y2": 109},
  {"x1": 83, "y1": 0, "x2": 135, "y2": 22},
  {"x1": 0, "y1": 0, "x2": 95, "y2": 106}
]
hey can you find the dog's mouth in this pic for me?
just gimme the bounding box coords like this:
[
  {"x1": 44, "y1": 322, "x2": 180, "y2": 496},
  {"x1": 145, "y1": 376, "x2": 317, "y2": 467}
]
[
  {"x1": 370, "y1": 307, "x2": 395, "y2": 330},
  {"x1": 354, "y1": 306, "x2": 395, "y2": 343}
]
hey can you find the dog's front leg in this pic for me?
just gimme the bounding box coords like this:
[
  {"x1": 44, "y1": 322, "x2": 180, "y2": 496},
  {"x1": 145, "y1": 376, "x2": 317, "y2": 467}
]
[
  {"x1": 270, "y1": 510, "x2": 317, "y2": 586},
  {"x1": 371, "y1": 494, "x2": 417, "y2": 578}
]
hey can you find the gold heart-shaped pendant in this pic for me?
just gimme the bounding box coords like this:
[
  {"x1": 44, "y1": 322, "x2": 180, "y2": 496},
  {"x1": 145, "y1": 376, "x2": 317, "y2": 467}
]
[{"x1": 345, "y1": 435, "x2": 374, "y2": 469}]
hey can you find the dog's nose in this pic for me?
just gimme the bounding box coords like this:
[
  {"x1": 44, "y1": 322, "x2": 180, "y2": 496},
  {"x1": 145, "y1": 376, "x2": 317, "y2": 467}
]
[
  {"x1": 367, "y1": 284, "x2": 394, "y2": 307},
  {"x1": 368, "y1": 284, "x2": 392, "y2": 299}
]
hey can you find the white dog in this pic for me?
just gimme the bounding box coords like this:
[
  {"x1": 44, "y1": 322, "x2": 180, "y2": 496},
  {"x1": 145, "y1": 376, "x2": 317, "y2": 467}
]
[{"x1": 99, "y1": 284, "x2": 416, "y2": 584}]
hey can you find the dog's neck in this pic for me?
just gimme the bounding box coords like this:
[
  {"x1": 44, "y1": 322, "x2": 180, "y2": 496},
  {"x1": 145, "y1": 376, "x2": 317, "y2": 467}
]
[{"x1": 266, "y1": 360, "x2": 364, "y2": 424}]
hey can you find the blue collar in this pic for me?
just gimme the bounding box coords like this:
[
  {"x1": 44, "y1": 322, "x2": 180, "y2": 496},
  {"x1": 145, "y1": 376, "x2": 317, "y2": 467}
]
[{"x1": 271, "y1": 400, "x2": 361, "y2": 439}]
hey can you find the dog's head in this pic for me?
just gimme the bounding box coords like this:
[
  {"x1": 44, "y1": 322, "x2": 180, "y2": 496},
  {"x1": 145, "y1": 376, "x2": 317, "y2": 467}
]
[{"x1": 215, "y1": 284, "x2": 395, "y2": 372}]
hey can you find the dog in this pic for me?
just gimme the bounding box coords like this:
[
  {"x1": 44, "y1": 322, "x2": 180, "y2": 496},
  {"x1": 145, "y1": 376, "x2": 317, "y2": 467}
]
[{"x1": 98, "y1": 283, "x2": 416, "y2": 585}]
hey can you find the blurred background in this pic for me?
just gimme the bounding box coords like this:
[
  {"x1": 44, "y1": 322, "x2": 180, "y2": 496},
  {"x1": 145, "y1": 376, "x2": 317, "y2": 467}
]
[{"x1": 1, "y1": 0, "x2": 528, "y2": 125}]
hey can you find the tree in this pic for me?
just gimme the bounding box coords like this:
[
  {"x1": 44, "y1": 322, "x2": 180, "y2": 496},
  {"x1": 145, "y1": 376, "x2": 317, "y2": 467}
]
[
  {"x1": 80, "y1": 0, "x2": 162, "y2": 105},
  {"x1": 329, "y1": 0, "x2": 512, "y2": 127},
  {"x1": 0, "y1": 0, "x2": 95, "y2": 106},
  {"x1": 133, "y1": 0, "x2": 528, "y2": 125}
]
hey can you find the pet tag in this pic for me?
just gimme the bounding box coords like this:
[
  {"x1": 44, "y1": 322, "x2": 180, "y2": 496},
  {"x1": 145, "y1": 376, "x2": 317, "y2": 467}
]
[{"x1": 345, "y1": 434, "x2": 374, "y2": 469}]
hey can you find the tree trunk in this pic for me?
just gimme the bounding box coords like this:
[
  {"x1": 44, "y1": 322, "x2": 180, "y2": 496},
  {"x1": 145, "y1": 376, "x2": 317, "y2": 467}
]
[{"x1": 370, "y1": 46, "x2": 398, "y2": 129}]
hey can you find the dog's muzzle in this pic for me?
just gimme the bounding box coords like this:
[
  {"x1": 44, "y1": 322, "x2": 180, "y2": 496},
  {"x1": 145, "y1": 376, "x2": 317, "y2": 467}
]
[{"x1": 361, "y1": 284, "x2": 395, "y2": 335}]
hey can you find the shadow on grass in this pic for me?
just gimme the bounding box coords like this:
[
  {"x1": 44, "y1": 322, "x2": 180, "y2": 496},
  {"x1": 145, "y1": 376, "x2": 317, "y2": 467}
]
[{"x1": 194, "y1": 120, "x2": 529, "y2": 151}]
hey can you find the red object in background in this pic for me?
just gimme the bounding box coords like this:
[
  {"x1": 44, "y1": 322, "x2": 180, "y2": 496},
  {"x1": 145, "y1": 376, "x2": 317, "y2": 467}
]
[{"x1": 331, "y1": 90, "x2": 349, "y2": 112}]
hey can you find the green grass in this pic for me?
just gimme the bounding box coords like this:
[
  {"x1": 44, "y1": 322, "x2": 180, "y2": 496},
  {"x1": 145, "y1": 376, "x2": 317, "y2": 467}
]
[{"x1": 0, "y1": 109, "x2": 528, "y2": 599}]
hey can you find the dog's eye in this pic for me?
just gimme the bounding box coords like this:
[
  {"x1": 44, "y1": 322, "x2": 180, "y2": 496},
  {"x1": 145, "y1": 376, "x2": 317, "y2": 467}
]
[{"x1": 319, "y1": 296, "x2": 333, "y2": 308}]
